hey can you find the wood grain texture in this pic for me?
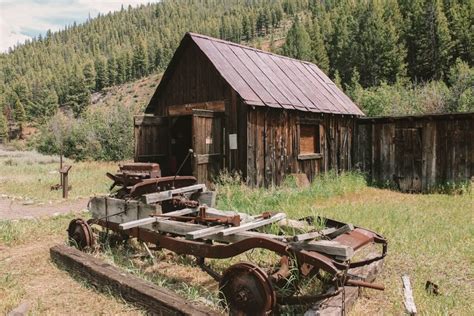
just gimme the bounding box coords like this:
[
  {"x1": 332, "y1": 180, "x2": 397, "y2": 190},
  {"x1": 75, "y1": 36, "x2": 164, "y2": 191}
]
[
  {"x1": 50, "y1": 245, "x2": 220, "y2": 316},
  {"x1": 355, "y1": 113, "x2": 473, "y2": 192}
]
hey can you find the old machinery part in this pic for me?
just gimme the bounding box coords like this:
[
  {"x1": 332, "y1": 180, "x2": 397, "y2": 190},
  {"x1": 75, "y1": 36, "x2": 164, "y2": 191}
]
[
  {"x1": 219, "y1": 262, "x2": 276, "y2": 315},
  {"x1": 170, "y1": 196, "x2": 199, "y2": 209},
  {"x1": 67, "y1": 218, "x2": 94, "y2": 249}
]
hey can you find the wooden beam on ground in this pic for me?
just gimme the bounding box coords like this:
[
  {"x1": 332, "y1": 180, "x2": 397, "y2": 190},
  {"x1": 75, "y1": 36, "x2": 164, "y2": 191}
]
[
  {"x1": 402, "y1": 275, "x2": 417, "y2": 315},
  {"x1": 142, "y1": 184, "x2": 206, "y2": 204},
  {"x1": 306, "y1": 252, "x2": 385, "y2": 316},
  {"x1": 220, "y1": 213, "x2": 286, "y2": 236},
  {"x1": 50, "y1": 244, "x2": 219, "y2": 316}
]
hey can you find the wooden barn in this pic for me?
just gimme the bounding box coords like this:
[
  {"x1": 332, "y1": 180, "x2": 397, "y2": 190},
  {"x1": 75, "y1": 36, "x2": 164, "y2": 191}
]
[
  {"x1": 354, "y1": 112, "x2": 474, "y2": 192},
  {"x1": 135, "y1": 32, "x2": 364, "y2": 186}
]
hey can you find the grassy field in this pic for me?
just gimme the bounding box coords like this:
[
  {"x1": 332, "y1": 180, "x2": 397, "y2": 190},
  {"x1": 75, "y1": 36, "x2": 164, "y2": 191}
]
[
  {"x1": 0, "y1": 154, "x2": 472, "y2": 315},
  {"x1": 0, "y1": 148, "x2": 116, "y2": 202}
]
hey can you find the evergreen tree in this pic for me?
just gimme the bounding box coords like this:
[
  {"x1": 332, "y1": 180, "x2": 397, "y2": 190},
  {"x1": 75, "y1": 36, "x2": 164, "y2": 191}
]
[
  {"x1": 281, "y1": 17, "x2": 312, "y2": 61},
  {"x1": 354, "y1": 1, "x2": 406, "y2": 86},
  {"x1": 0, "y1": 113, "x2": 8, "y2": 142},
  {"x1": 65, "y1": 74, "x2": 90, "y2": 117},
  {"x1": 132, "y1": 40, "x2": 148, "y2": 79},
  {"x1": 95, "y1": 58, "x2": 108, "y2": 91},
  {"x1": 83, "y1": 62, "x2": 96, "y2": 91},
  {"x1": 327, "y1": 3, "x2": 356, "y2": 84},
  {"x1": 422, "y1": 0, "x2": 453, "y2": 80},
  {"x1": 30, "y1": 88, "x2": 58, "y2": 122},
  {"x1": 107, "y1": 56, "x2": 117, "y2": 86},
  {"x1": 402, "y1": 0, "x2": 453, "y2": 81},
  {"x1": 447, "y1": 1, "x2": 473, "y2": 64},
  {"x1": 310, "y1": 20, "x2": 330, "y2": 73},
  {"x1": 242, "y1": 15, "x2": 252, "y2": 41},
  {"x1": 13, "y1": 98, "x2": 27, "y2": 123}
]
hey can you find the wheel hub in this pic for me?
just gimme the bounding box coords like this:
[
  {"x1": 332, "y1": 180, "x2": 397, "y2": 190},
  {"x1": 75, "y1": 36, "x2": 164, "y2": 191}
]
[
  {"x1": 67, "y1": 218, "x2": 94, "y2": 249},
  {"x1": 219, "y1": 262, "x2": 276, "y2": 315}
]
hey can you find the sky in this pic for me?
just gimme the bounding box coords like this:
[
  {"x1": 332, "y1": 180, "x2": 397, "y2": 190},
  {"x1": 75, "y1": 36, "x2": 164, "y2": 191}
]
[{"x1": 0, "y1": 0, "x2": 160, "y2": 52}]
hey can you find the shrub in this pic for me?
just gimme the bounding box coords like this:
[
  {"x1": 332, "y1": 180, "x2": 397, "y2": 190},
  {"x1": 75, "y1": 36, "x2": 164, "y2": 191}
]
[{"x1": 34, "y1": 105, "x2": 134, "y2": 161}]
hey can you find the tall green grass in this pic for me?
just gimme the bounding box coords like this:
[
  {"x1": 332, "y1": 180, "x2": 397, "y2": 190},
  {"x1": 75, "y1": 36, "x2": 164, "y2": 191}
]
[{"x1": 215, "y1": 171, "x2": 367, "y2": 219}]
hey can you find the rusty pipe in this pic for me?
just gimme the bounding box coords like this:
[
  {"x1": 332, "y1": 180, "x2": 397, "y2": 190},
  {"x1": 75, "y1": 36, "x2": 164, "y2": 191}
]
[{"x1": 345, "y1": 279, "x2": 385, "y2": 291}]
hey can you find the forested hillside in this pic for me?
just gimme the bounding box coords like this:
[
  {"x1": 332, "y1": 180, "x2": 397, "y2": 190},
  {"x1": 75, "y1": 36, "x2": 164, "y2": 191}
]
[{"x1": 0, "y1": 0, "x2": 472, "y2": 160}]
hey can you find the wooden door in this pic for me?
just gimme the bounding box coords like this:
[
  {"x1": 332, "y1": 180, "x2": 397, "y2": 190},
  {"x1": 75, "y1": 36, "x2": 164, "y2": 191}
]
[
  {"x1": 192, "y1": 110, "x2": 224, "y2": 186},
  {"x1": 394, "y1": 128, "x2": 422, "y2": 192},
  {"x1": 134, "y1": 115, "x2": 169, "y2": 171}
]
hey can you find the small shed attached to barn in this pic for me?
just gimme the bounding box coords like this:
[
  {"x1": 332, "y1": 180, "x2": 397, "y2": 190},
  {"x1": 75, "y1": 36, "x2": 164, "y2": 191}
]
[
  {"x1": 135, "y1": 32, "x2": 364, "y2": 186},
  {"x1": 355, "y1": 112, "x2": 473, "y2": 192}
]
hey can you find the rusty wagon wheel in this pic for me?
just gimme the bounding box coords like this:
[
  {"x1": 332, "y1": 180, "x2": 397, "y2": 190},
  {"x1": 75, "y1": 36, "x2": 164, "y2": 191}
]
[
  {"x1": 67, "y1": 218, "x2": 94, "y2": 250},
  {"x1": 219, "y1": 262, "x2": 276, "y2": 315}
]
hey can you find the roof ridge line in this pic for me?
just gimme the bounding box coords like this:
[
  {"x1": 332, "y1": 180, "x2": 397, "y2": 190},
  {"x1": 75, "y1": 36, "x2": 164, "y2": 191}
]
[{"x1": 186, "y1": 32, "x2": 317, "y2": 67}]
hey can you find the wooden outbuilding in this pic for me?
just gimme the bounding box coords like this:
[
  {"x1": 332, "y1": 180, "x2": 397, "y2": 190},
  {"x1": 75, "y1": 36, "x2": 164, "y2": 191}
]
[
  {"x1": 354, "y1": 112, "x2": 473, "y2": 192},
  {"x1": 135, "y1": 32, "x2": 364, "y2": 186}
]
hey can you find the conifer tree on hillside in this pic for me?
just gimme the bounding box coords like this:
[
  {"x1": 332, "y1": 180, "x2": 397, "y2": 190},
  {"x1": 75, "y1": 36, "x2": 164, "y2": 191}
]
[
  {"x1": 95, "y1": 58, "x2": 108, "y2": 91},
  {"x1": 354, "y1": 1, "x2": 406, "y2": 86},
  {"x1": 65, "y1": 74, "x2": 90, "y2": 117},
  {"x1": 83, "y1": 62, "x2": 96, "y2": 91},
  {"x1": 281, "y1": 17, "x2": 312, "y2": 61},
  {"x1": 13, "y1": 98, "x2": 27, "y2": 124},
  {"x1": 133, "y1": 40, "x2": 148, "y2": 79},
  {"x1": 0, "y1": 113, "x2": 8, "y2": 142},
  {"x1": 401, "y1": 0, "x2": 453, "y2": 81},
  {"x1": 326, "y1": 3, "x2": 357, "y2": 83},
  {"x1": 29, "y1": 87, "x2": 59, "y2": 122},
  {"x1": 309, "y1": 20, "x2": 330, "y2": 73},
  {"x1": 446, "y1": 0, "x2": 473, "y2": 64}
]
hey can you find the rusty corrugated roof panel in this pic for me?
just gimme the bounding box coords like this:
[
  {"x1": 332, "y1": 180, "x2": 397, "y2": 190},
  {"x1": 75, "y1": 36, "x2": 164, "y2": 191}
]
[{"x1": 189, "y1": 33, "x2": 364, "y2": 116}]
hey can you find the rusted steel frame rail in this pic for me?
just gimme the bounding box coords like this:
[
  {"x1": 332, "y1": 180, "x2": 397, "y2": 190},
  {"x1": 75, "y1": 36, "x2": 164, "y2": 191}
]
[{"x1": 97, "y1": 220, "x2": 346, "y2": 276}]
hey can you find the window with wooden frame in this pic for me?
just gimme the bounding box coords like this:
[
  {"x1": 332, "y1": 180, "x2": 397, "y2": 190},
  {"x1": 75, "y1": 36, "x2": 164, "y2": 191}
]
[{"x1": 298, "y1": 124, "x2": 322, "y2": 160}]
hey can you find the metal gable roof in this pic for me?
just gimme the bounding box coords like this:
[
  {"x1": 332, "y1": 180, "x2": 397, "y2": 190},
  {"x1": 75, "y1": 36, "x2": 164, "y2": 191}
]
[{"x1": 188, "y1": 33, "x2": 364, "y2": 116}]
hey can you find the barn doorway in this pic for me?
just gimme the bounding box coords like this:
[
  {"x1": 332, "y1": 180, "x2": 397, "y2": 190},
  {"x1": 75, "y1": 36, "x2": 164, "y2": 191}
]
[
  {"x1": 169, "y1": 116, "x2": 193, "y2": 176},
  {"x1": 191, "y1": 110, "x2": 224, "y2": 187}
]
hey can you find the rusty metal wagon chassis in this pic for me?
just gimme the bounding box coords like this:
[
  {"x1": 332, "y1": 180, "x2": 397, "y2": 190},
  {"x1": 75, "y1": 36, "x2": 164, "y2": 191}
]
[{"x1": 67, "y1": 164, "x2": 387, "y2": 315}]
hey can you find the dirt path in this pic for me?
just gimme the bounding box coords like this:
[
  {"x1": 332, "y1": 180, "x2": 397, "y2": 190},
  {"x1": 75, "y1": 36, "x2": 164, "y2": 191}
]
[
  {"x1": 0, "y1": 197, "x2": 89, "y2": 220},
  {"x1": 0, "y1": 238, "x2": 142, "y2": 315}
]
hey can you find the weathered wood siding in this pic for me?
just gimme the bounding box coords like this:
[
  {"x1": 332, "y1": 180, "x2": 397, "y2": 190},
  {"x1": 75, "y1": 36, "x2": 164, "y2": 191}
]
[
  {"x1": 149, "y1": 39, "x2": 230, "y2": 116},
  {"x1": 246, "y1": 107, "x2": 356, "y2": 187},
  {"x1": 355, "y1": 113, "x2": 474, "y2": 192},
  {"x1": 134, "y1": 116, "x2": 169, "y2": 165}
]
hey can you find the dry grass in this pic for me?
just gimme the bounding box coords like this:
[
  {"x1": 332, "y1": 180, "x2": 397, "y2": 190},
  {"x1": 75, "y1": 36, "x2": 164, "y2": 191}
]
[
  {"x1": 1, "y1": 159, "x2": 472, "y2": 315},
  {"x1": 0, "y1": 214, "x2": 141, "y2": 315},
  {"x1": 0, "y1": 148, "x2": 117, "y2": 202}
]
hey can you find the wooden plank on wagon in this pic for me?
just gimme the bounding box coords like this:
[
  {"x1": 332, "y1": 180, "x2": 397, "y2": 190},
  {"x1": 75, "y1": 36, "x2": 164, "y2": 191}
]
[
  {"x1": 142, "y1": 184, "x2": 206, "y2": 204},
  {"x1": 119, "y1": 208, "x2": 196, "y2": 230},
  {"x1": 152, "y1": 219, "x2": 285, "y2": 243},
  {"x1": 186, "y1": 225, "x2": 227, "y2": 240},
  {"x1": 292, "y1": 227, "x2": 337, "y2": 242},
  {"x1": 291, "y1": 240, "x2": 354, "y2": 260},
  {"x1": 220, "y1": 213, "x2": 286, "y2": 236},
  {"x1": 50, "y1": 244, "x2": 219, "y2": 316}
]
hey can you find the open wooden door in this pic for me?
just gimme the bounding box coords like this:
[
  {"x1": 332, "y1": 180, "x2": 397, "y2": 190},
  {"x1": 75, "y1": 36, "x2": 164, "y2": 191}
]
[
  {"x1": 192, "y1": 110, "x2": 224, "y2": 187},
  {"x1": 134, "y1": 116, "x2": 170, "y2": 173},
  {"x1": 394, "y1": 128, "x2": 422, "y2": 192}
]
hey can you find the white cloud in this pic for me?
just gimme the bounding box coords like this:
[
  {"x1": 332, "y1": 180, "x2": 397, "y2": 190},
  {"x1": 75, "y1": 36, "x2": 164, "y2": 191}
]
[{"x1": 0, "y1": 0, "x2": 160, "y2": 52}]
